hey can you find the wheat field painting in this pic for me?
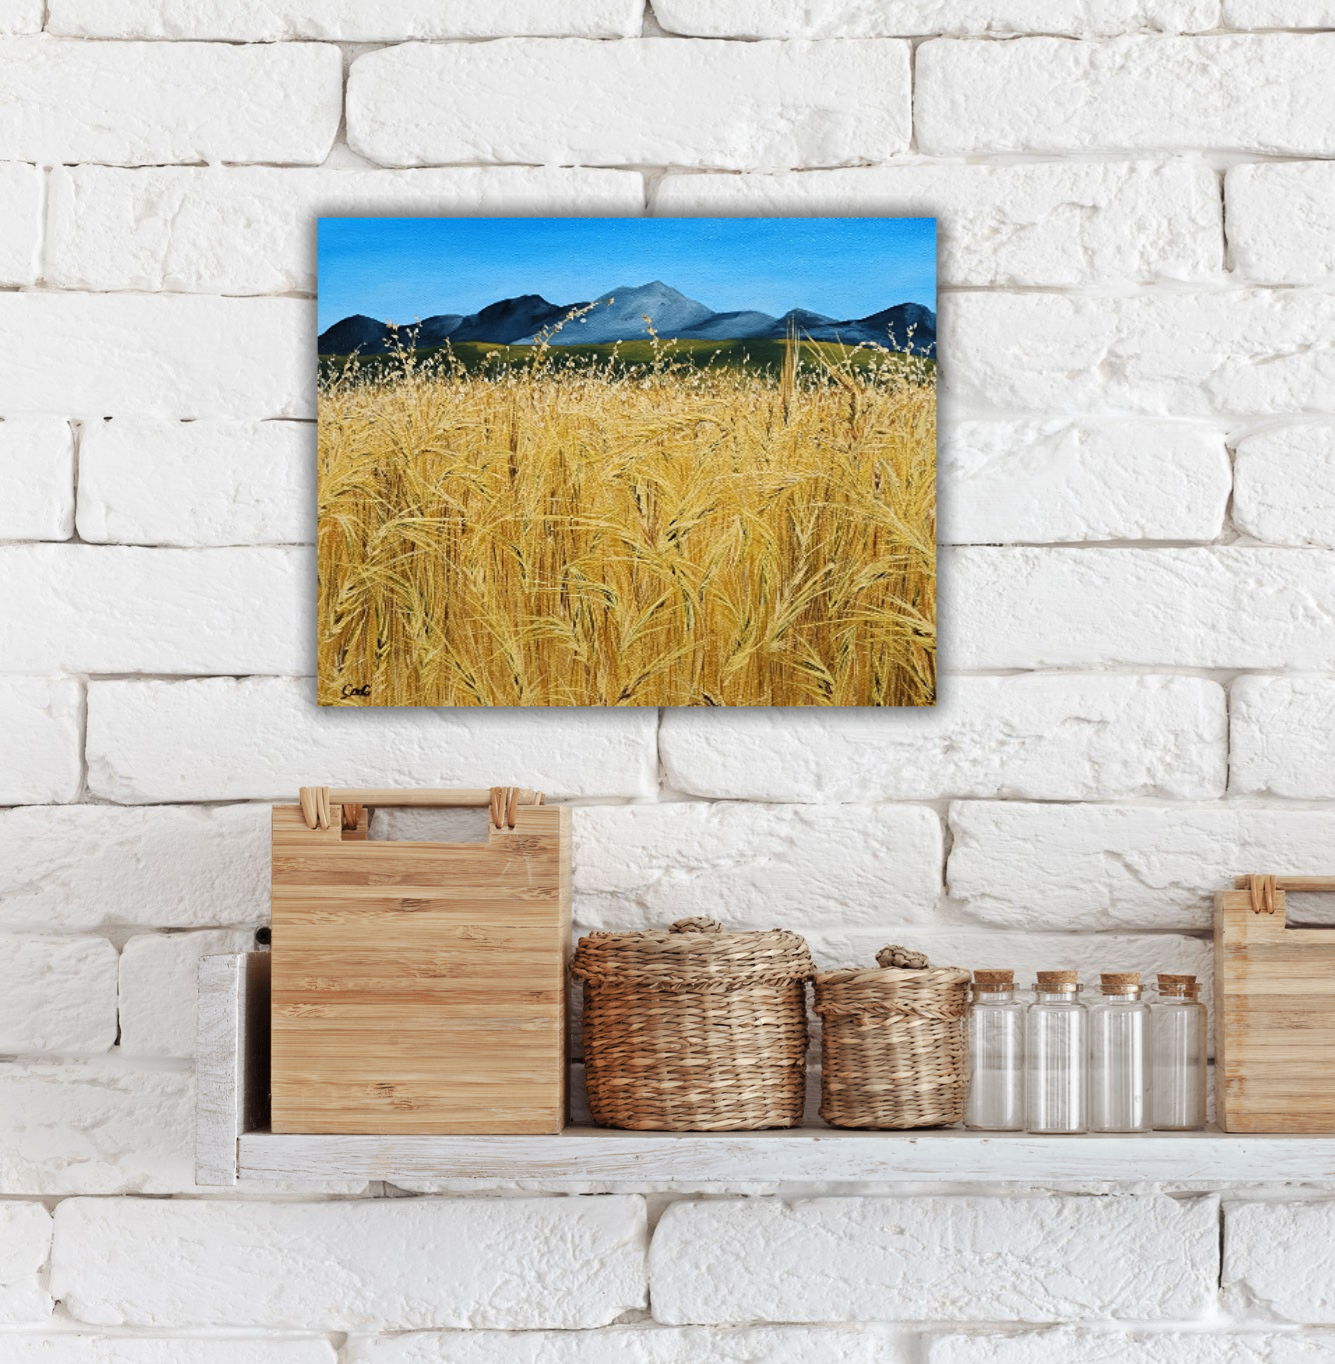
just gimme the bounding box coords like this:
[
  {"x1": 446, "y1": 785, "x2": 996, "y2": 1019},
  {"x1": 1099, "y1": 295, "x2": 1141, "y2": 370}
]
[{"x1": 317, "y1": 217, "x2": 937, "y2": 708}]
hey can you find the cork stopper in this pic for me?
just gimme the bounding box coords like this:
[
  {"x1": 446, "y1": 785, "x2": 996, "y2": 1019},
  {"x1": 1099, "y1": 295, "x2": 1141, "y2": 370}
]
[
  {"x1": 1157, "y1": 972, "x2": 1200, "y2": 998},
  {"x1": 1035, "y1": 970, "x2": 1079, "y2": 992},
  {"x1": 973, "y1": 969, "x2": 1015, "y2": 992},
  {"x1": 1101, "y1": 972, "x2": 1142, "y2": 995}
]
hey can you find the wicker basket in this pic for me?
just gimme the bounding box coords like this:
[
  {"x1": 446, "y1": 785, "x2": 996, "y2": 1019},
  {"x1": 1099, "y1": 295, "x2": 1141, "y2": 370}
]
[
  {"x1": 570, "y1": 916, "x2": 815, "y2": 1131},
  {"x1": 815, "y1": 945, "x2": 971, "y2": 1129}
]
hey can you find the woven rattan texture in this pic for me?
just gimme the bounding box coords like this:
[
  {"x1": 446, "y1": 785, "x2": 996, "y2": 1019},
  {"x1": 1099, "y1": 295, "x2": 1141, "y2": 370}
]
[
  {"x1": 571, "y1": 918, "x2": 815, "y2": 1131},
  {"x1": 815, "y1": 963, "x2": 972, "y2": 1130}
]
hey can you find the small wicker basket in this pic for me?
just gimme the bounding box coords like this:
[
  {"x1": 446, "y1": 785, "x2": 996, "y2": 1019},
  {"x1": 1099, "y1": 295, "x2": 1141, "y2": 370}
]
[
  {"x1": 570, "y1": 916, "x2": 815, "y2": 1131},
  {"x1": 815, "y1": 945, "x2": 971, "y2": 1129}
]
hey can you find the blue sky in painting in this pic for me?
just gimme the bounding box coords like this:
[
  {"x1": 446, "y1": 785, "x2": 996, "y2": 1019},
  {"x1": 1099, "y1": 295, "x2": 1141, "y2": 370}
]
[{"x1": 317, "y1": 217, "x2": 936, "y2": 331}]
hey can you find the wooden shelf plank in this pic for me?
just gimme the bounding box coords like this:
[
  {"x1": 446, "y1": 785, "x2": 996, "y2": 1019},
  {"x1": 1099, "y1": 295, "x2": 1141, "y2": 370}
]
[{"x1": 237, "y1": 1125, "x2": 1335, "y2": 1184}]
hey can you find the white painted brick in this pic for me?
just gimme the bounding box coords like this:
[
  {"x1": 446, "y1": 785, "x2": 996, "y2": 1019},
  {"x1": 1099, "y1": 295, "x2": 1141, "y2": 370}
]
[
  {"x1": 660, "y1": 676, "x2": 1227, "y2": 802},
  {"x1": 47, "y1": 0, "x2": 641, "y2": 38},
  {"x1": 0, "y1": 162, "x2": 39, "y2": 285},
  {"x1": 572, "y1": 803, "x2": 941, "y2": 932},
  {"x1": 942, "y1": 420, "x2": 1229, "y2": 543},
  {"x1": 347, "y1": 40, "x2": 910, "y2": 172},
  {"x1": 947, "y1": 547, "x2": 1335, "y2": 669},
  {"x1": 929, "y1": 1328, "x2": 1335, "y2": 1363},
  {"x1": 87, "y1": 677, "x2": 659, "y2": 803},
  {"x1": 0, "y1": 1203, "x2": 52, "y2": 1323},
  {"x1": 77, "y1": 421, "x2": 312, "y2": 547},
  {"x1": 1231, "y1": 676, "x2": 1335, "y2": 799},
  {"x1": 650, "y1": 1195, "x2": 1219, "y2": 1324},
  {"x1": 0, "y1": 2, "x2": 42, "y2": 33},
  {"x1": 804, "y1": 927, "x2": 1212, "y2": 1015},
  {"x1": 0, "y1": 1343, "x2": 336, "y2": 1364},
  {"x1": 943, "y1": 289, "x2": 1335, "y2": 417},
  {"x1": 1224, "y1": 0, "x2": 1335, "y2": 26},
  {"x1": 0, "y1": 1059, "x2": 193, "y2": 1194},
  {"x1": 0, "y1": 419, "x2": 74, "y2": 541},
  {"x1": 0, "y1": 803, "x2": 269, "y2": 932},
  {"x1": 917, "y1": 35, "x2": 1335, "y2": 156},
  {"x1": 0, "y1": 936, "x2": 118, "y2": 1053},
  {"x1": 0, "y1": 39, "x2": 340, "y2": 165},
  {"x1": 52, "y1": 1197, "x2": 647, "y2": 1330},
  {"x1": 1234, "y1": 424, "x2": 1335, "y2": 546},
  {"x1": 0, "y1": 295, "x2": 313, "y2": 419},
  {"x1": 47, "y1": 167, "x2": 645, "y2": 296},
  {"x1": 1227, "y1": 163, "x2": 1335, "y2": 282},
  {"x1": 656, "y1": 0, "x2": 1218, "y2": 38},
  {"x1": 948, "y1": 802, "x2": 1335, "y2": 930},
  {"x1": 655, "y1": 161, "x2": 1221, "y2": 286},
  {"x1": 0, "y1": 677, "x2": 82, "y2": 805},
  {"x1": 345, "y1": 1325, "x2": 906, "y2": 1364},
  {"x1": 1225, "y1": 1201, "x2": 1335, "y2": 1322},
  {"x1": 0, "y1": 545, "x2": 306, "y2": 675},
  {"x1": 119, "y1": 929, "x2": 255, "y2": 1057}
]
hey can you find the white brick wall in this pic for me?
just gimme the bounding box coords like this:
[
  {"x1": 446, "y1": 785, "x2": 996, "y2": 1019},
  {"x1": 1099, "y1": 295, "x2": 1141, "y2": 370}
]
[
  {"x1": 85, "y1": 678, "x2": 659, "y2": 801},
  {"x1": 940, "y1": 420, "x2": 1230, "y2": 543},
  {"x1": 1226, "y1": 163, "x2": 1335, "y2": 282},
  {"x1": 0, "y1": 803, "x2": 270, "y2": 931},
  {"x1": 0, "y1": 936, "x2": 118, "y2": 1053},
  {"x1": 943, "y1": 290, "x2": 1335, "y2": 416},
  {"x1": 650, "y1": 1195, "x2": 1219, "y2": 1323},
  {"x1": 0, "y1": 295, "x2": 313, "y2": 418},
  {"x1": 0, "y1": 1202, "x2": 53, "y2": 1323},
  {"x1": 344, "y1": 1325, "x2": 905, "y2": 1362},
  {"x1": 0, "y1": 1344, "x2": 337, "y2": 1364},
  {"x1": 5, "y1": 4, "x2": 1335, "y2": 1360},
  {"x1": 1, "y1": 545, "x2": 306, "y2": 674},
  {"x1": 654, "y1": 1, "x2": 1221, "y2": 36},
  {"x1": 1, "y1": 676, "x2": 83, "y2": 804},
  {"x1": 0, "y1": 40, "x2": 341, "y2": 164},
  {"x1": 118, "y1": 929, "x2": 256, "y2": 1057},
  {"x1": 45, "y1": 0, "x2": 644, "y2": 40},
  {"x1": 1224, "y1": 1201, "x2": 1335, "y2": 1322},
  {"x1": 654, "y1": 161, "x2": 1223, "y2": 286},
  {"x1": 916, "y1": 36, "x2": 1335, "y2": 155},
  {"x1": 659, "y1": 676, "x2": 1227, "y2": 800},
  {"x1": 76, "y1": 421, "x2": 313, "y2": 546},
  {"x1": 1233, "y1": 424, "x2": 1335, "y2": 546},
  {"x1": 47, "y1": 167, "x2": 644, "y2": 295},
  {"x1": 51, "y1": 1197, "x2": 649, "y2": 1329},
  {"x1": 0, "y1": 419, "x2": 75, "y2": 540},
  {"x1": 347, "y1": 40, "x2": 912, "y2": 170},
  {"x1": 0, "y1": 163, "x2": 40, "y2": 284}
]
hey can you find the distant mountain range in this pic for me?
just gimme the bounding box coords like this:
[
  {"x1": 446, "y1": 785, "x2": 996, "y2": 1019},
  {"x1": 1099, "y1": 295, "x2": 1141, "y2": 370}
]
[{"x1": 318, "y1": 281, "x2": 936, "y2": 357}]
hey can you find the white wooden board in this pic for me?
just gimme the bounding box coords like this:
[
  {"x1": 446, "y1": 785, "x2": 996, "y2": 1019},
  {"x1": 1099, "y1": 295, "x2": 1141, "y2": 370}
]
[
  {"x1": 234, "y1": 1126, "x2": 1335, "y2": 1184},
  {"x1": 196, "y1": 951, "x2": 270, "y2": 1186}
]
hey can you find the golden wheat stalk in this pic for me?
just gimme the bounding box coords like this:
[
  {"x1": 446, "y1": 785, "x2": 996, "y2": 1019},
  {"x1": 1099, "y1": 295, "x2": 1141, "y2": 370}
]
[{"x1": 318, "y1": 339, "x2": 935, "y2": 707}]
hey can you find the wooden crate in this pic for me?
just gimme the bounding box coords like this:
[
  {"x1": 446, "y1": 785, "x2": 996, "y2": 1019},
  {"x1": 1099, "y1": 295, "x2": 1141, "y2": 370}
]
[
  {"x1": 270, "y1": 786, "x2": 571, "y2": 1135},
  {"x1": 1215, "y1": 875, "x2": 1335, "y2": 1133}
]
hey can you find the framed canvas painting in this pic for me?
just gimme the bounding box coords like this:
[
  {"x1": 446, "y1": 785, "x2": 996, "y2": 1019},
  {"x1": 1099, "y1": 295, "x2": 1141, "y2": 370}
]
[{"x1": 317, "y1": 217, "x2": 936, "y2": 708}]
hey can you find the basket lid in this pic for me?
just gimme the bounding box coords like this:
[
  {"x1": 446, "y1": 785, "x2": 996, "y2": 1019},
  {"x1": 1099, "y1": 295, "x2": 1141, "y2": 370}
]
[
  {"x1": 813, "y1": 943, "x2": 970, "y2": 1017},
  {"x1": 570, "y1": 917, "x2": 815, "y2": 991}
]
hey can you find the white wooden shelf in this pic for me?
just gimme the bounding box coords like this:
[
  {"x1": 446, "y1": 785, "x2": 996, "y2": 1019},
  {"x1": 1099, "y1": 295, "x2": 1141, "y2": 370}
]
[
  {"x1": 236, "y1": 1125, "x2": 1335, "y2": 1185},
  {"x1": 199, "y1": 954, "x2": 1335, "y2": 1187}
]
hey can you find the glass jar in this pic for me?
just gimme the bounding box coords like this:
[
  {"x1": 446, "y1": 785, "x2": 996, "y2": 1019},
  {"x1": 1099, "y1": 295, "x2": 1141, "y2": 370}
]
[
  {"x1": 965, "y1": 969, "x2": 1025, "y2": 1131},
  {"x1": 1025, "y1": 970, "x2": 1086, "y2": 1134},
  {"x1": 1151, "y1": 972, "x2": 1208, "y2": 1131},
  {"x1": 1088, "y1": 972, "x2": 1150, "y2": 1133}
]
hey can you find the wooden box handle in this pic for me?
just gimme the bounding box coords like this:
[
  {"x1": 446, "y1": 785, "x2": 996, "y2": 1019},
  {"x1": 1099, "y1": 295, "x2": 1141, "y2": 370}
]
[
  {"x1": 1234, "y1": 874, "x2": 1335, "y2": 915},
  {"x1": 297, "y1": 786, "x2": 543, "y2": 832}
]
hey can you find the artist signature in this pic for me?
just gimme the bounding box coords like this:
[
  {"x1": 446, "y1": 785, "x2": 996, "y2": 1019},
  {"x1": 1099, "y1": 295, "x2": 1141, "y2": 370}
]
[{"x1": 341, "y1": 684, "x2": 372, "y2": 699}]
